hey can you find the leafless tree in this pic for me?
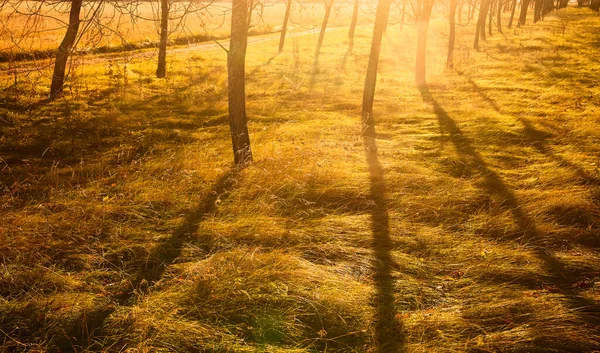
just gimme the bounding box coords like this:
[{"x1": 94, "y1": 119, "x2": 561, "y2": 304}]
[
  {"x1": 227, "y1": 0, "x2": 253, "y2": 166},
  {"x1": 415, "y1": 0, "x2": 433, "y2": 85},
  {"x1": 362, "y1": 0, "x2": 391, "y2": 132}
]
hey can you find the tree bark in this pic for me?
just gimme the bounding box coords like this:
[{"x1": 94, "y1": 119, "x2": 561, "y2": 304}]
[
  {"x1": 474, "y1": 0, "x2": 488, "y2": 48},
  {"x1": 507, "y1": 0, "x2": 518, "y2": 28},
  {"x1": 533, "y1": 0, "x2": 541, "y2": 22},
  {"x1": 362, "y1": 0, "x2": 391, "y2": 132},
  {"x1": 488, "y1": 0, "x2": 494, "y2": 36},
  {"x1": 156, "y1": 0, "x2": 169, "y2": 78},
  {"x1": 314, "y1": 0, "x2": 334, "y2": 62},
  {"x1": 415, "y1": 0, "x2": 433, "y2": 86},
  {"x1": 447, "y1": 0, "x2": 457, "y2": 69},
  {"x1": 497, "y1": 0, "x2": 503, "y2": 32},
  {"x1": 348, "y1": 0, "x2": 359, "y2": 48},
  {"x1": 227, "y1": 0, "x2": 253, "y2": 166},
  {"x1": 469, "y1": 0, "x2": 475, "y2": 20},
  {"x1": 50, "y1": 0, "x2": 83, "y2": 97},
  {"x1": 518, "y1": 0, "x2": 530, "y2": 26},
  {"x1": 278, "y1": 0, "x2": 292, "y2": 52}
]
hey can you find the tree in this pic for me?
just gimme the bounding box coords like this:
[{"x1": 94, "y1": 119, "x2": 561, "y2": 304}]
[
  {"x1": 518, "y1": 0, "x2": 530, "y2": 26},
  {"x1": 474, "y1": 0, "x2": 489, "y2": 49},
  {"x1": 227, "y1": 0, "x2": 253, "y2": 166},
  {"x1": 314, "y1": 0, "x2": 334, "y2": 64},
  {"x1": 278, "y1": 0, "x2": 293, "y2": 52},
  {"x1": 447, "y1": 0, "x2": 457, "y2": 68},
  {"x1": 507, "y1": 0, "x2": 518, "y2": 28},
  {"x1": 50, "y1": 0, "x2": 83, "y2": 97},
  {"x1": 415, "y1": 0, "x2": 434, "y2": 85},
  {"x1": 497, "y1": 0, "x2": 503, "y2": 33},
  {"x1": 362, "y1": 0, "x2": 391, "y2": 133},
  {"x1": 348, "y1": 0, "x2": 360, "y2": 51},
  {"x1": 156, "y1": 0, "x2": 170, "y2": 78}
]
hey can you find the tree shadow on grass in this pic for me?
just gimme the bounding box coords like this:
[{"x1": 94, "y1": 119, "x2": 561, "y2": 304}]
[
  {"x1": 50, "y1": 169, "x2": 240, "y2": 352},
  {"x1": 463, "y1": 75, "x2": 600, "y2": 186},
  {"x1": 248, "y1": 52, "x2": 279, "y2": 77},
  {"x1": 0, "y1": 70, "x2": 229, "y2": 211},
  {"x1": 419, "y1": 84, "x2": 600, "y2": 329},
  {"x1": 118, "y1": 169, "x2": 239, "y2": 304},
  {"x1": 362, "y1": 118, "x2": 406, "y2": 353}
]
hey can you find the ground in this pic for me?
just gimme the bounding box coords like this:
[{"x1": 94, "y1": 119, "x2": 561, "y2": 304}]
[{"x1": 1, "y1": 5, "x2": 600, "y2": 353}]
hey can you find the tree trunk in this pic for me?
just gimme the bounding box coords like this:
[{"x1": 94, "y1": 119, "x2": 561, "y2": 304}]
[
  {"x1": 518, "y1": 0, "x2": 530, "y2": 26},
  {"x1": 533, "y1": 0, "x2": 541, "y2": 22},
  {"x1": 481, "y1": 0, "x2": 490, "y2": 39},
  {"x1": 362, "y1": 0, "x2": 391, "y2": 133},
  {"x1": 497, "y1": 0, "x2": 503, "y2": 32},
  {"x1": 488, "y1": 0, "x2": 494, "y2": 36},
  {"x1": 314, "y1": 0, "x2": 334, "y2": 61},
  {"x1": 507, "y1": 0, "x2": 518, "y2": 28},
  {"x1": 469, "y1": 0, "x2": 475, "y2": 20},
  {"x1": 447, "y1": 0, "x2": 457, "y2": 69},
  {"x1": 278, "y1": 0, "x2": 292, "y2": 52},
  {"x1": 348, "y1": 0, "x2": 359, "y2": 47},
  {"x1": 415, "y1": 0, "x2": 434, "y2": 86},
  {"x1": 50, "y1": 0, "x2": 82, "y2": 97},
  {"x1": 474, "y1": 0, "x2": 488, "y2": 48},
  {"x1": 227, "y1": 0, "x2": 253, "y2": 166},
  {"x1": 156, "y1": 0, "x2": 169, "y2": 78}
]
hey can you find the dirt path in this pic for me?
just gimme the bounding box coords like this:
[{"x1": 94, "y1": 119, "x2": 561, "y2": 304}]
[{"x1": 9, "y1": 27, "x2": 338, "y2": 73}]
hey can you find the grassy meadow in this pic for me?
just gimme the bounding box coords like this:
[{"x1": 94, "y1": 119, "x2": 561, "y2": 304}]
[{"x1": 1, "y1": 3, "x2": 600, "y2": 353}]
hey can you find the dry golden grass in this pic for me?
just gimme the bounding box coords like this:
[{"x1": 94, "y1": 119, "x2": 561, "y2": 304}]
[{"x1": 1, "y1": 4, "x2": 600, "y2": 353}]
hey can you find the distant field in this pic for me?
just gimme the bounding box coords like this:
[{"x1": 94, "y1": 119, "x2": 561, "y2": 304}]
[{"x1": 0, "y1": 0, "x2": 375, "y2": 55}]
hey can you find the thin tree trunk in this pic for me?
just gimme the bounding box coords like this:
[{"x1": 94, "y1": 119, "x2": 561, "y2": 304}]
[
  {"x1": 533, "y1": 0, "x2": 541, "y2": 22},
  {"x1": 481, "y1": 0, "x2": 489, "y2": 40},
  {"x1": 156, "y1": 0, "x2": 169, "y2": 78},
  {"x1": 507, "y1": 0, "x2": 518, "y2": 28},
  {"x1": 518, "y1": 0, "x2": 530, "y2": 26},
  {"x1": 278, "y1": 0, "x2": 292, "y2": 52},
  {"x1": 227, "y1": 0, "x2": 253, "y2": 166},
  {"x1": 475, "y1": 0, "x2": 488, "y2": 48},
  {"x1": 488, "y1": 0, "x2": 494, "y2": 36},
  {"x1": 469, "y1": 0, "x2": 475, "y2": 20},
  {"x1": 348, "y1": 0, "x2": 359, "y2": 50},
  {"x1": 362, "y1": 0, "x2": 391, "y2": 131},
  {"x1": 457, "y1": 0, "x2": 464, "y2": 23},
  {"x1": 447, "y1": 0, "x2": 457, "y2": 69},
  {"x1": 314, "y1": 0, "x2": 334, "y2": 62},
  {"x1": 415, "y1": 0, "x2": 434, "y2": 85},
  {"x1": 50, "y1": 0, "x2": 82, "y2": 96},
  {"x1": 497, "y1": 0, "x2": 503, "y2": 32}
]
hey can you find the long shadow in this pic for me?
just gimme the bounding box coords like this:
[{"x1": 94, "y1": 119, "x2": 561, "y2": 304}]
[
  {"x1": 464, "y1": 76, "x2": 600, "y2": 186},
  {"x1": 248, "y1": 52, "x2": 279, "y2": 77},
  {"x1": 48, "y1": 169, "x2": 240, "y2": 352},
  {"x1": 117, "y1": 169, "x2": 239, "y2": 304},
  {"x1": 419, "y1": 85, "x2": 600, "y2": 329},
  {"x1": 362, "y1": 118, "x2": 405, "y2": 352}
]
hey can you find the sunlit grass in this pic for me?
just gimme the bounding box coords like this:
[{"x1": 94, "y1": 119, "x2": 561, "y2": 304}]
[{"x1": 1, "y1": 5, "x2": 600, "y2": 352}]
